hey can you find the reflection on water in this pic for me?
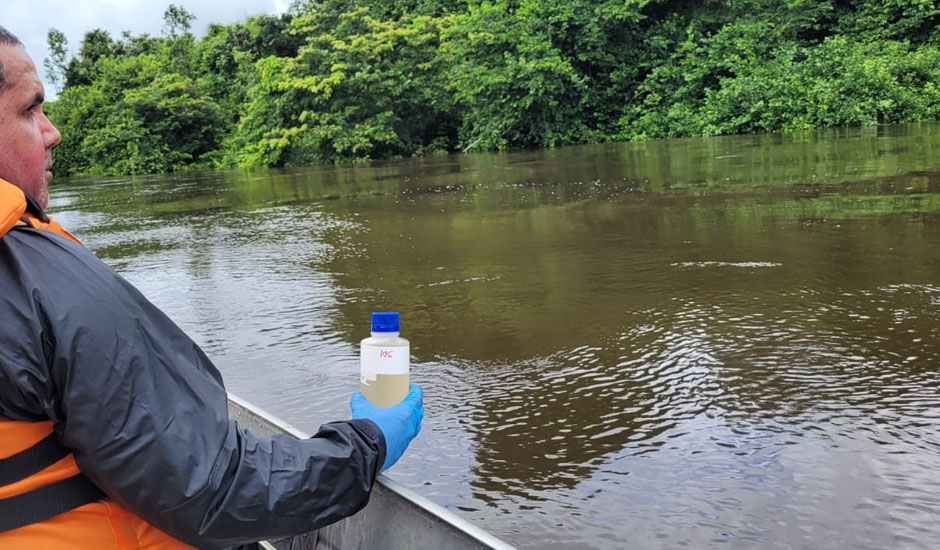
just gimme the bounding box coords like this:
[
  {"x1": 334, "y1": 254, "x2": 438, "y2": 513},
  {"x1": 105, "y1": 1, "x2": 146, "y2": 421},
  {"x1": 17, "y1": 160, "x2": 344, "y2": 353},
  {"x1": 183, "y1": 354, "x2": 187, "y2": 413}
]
[{"x1": 50, "y1": 124, "x2": 940, "y2": 549}]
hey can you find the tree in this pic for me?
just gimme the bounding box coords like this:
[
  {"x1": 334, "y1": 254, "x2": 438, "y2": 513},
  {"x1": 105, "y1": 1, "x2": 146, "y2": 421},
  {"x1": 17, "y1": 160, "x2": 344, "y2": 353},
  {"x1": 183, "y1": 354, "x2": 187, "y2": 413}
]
[
  {"x1": 442, "y1": 0, "x2": 588, "y2": 151},
  {"x1": 163, "y1": 4, "x2": 196, "y2": 38},
  {"x1": 42, "y1": 0, "x2": 940, "y2": 176},
  {"x1": 227, "y1": 7, "x2": 456, "y2": 166},
  {"x1": 161, "y1": 4, "x2": 198, "y2": 76},
  {"x1": 64, "y1": 29, "x2": 117, "y2": 88},
  {"x1": 44, "y1": 28, "x2": 69, "y2": 93}
]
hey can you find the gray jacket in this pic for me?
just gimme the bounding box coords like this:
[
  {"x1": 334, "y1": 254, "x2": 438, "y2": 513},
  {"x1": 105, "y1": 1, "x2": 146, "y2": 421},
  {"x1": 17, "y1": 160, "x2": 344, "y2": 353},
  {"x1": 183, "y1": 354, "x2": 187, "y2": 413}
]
[{"x1": 0, "y1": 197, "x2": 385, "y2": 549}]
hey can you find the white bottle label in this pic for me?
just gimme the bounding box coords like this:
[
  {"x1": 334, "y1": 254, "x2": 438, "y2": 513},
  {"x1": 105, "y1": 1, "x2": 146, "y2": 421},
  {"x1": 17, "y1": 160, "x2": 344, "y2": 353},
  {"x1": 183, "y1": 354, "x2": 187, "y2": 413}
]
[{"x1": 360, "y1": 344, "x2": 409, "y2": 379}]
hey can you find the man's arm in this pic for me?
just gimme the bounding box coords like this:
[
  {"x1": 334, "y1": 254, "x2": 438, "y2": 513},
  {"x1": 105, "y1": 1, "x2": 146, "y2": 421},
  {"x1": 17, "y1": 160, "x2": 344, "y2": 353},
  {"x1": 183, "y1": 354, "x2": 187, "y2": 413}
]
[{"x1": 0, "y1": 229, "x2": 385, "y2": 548}]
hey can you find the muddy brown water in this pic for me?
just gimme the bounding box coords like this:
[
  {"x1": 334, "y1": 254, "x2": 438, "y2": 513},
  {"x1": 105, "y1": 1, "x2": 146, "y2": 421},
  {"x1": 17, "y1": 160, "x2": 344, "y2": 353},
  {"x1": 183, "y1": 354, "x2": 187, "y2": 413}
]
[{"x1": 52, "y1": 123, "x2": 940, "y2": 549}]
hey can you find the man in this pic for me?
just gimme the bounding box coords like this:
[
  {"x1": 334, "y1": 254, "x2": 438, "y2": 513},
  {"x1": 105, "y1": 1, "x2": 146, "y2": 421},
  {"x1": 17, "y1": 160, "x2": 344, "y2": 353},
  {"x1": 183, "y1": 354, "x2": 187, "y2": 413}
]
[{"x1": 0, "y1": 25, "x2": 423, "y2": 549}]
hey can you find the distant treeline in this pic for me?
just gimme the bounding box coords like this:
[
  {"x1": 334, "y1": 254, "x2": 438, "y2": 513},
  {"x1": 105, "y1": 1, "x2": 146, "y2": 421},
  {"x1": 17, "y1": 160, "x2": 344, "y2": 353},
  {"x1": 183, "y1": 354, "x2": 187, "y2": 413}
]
[{"x1": 45, "y1": 0, "x2": 940, "y2": 176}]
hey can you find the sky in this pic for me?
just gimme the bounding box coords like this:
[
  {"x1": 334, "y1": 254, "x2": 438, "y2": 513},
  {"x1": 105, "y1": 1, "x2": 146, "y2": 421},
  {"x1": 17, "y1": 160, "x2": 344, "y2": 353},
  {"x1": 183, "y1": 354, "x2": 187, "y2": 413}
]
[{"x1": 1, "y1": 0, "x2": 291, "y2": 99}]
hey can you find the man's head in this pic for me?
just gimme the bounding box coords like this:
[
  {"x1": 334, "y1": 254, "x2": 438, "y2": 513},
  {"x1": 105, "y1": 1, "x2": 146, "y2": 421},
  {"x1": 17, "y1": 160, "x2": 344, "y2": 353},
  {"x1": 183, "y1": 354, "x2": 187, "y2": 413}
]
[{"x1": 0, "y1": 25, "x2": 61, "y2": 209}]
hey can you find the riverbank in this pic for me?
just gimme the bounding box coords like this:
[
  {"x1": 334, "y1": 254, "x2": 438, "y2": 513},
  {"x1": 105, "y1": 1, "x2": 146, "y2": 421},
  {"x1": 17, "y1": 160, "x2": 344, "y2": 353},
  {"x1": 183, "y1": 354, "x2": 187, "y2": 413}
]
[{"x1": 47, "y1": 1, "x2": 940, "y2": 177}]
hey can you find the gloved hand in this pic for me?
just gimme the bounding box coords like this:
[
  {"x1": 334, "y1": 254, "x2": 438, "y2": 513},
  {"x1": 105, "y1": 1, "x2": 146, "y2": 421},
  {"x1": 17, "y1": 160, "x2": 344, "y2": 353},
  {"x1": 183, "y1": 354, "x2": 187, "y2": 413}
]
[{"x1": 350, "y1": 384, "x2": 424, "y2": 472}]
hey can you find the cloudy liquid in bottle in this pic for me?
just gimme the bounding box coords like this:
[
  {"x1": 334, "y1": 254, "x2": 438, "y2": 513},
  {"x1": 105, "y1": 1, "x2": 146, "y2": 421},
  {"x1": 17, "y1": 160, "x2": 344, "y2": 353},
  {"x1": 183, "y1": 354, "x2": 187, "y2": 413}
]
[{"x1": 360, "y1": 312, "x2": 410, "y2": 408}]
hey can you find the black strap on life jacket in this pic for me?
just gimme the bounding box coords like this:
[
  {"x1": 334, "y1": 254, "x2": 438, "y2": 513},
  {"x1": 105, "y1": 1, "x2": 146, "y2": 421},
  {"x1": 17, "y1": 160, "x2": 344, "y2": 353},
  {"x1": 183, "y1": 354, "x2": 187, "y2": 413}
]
[
  {"x1": 0, "y1": 433, "x2": 105, "y2": 533},
  {"x1": 23, "y1": 191, "x2": 50, "y2": 223}
]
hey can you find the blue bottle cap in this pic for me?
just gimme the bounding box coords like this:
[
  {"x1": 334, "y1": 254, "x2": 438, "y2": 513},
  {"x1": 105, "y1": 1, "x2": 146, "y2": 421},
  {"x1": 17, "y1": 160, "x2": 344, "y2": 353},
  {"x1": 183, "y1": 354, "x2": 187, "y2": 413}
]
[{"x1": 371, "y1": 311, "x2": 400, "y2": 332}]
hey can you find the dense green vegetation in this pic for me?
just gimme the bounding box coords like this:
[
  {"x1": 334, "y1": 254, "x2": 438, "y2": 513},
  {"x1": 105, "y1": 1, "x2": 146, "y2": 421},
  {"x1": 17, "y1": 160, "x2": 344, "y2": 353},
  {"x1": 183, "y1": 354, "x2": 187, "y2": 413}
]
[{"x1": 45, "y1": 0, "x2": 940, "y2": 176}]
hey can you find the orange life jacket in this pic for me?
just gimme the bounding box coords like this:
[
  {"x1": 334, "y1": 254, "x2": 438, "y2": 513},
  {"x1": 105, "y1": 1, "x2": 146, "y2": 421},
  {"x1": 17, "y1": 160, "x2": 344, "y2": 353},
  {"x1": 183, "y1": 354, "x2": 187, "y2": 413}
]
[{"x1": 0, "y1": 178, "x2": 195, "y2": 550}]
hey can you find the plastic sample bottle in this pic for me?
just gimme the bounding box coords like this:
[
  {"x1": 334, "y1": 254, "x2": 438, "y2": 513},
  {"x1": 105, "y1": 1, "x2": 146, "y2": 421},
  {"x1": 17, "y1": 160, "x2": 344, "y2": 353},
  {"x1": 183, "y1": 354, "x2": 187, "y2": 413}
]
[{"x1": 360, "y1": 311, "x2": 410, "y2": 407}]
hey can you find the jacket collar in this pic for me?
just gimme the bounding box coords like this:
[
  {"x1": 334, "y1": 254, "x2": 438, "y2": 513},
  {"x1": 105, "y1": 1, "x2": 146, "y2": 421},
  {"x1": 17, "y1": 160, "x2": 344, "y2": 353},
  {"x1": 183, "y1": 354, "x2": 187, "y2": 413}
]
[{"x1": 1, "y1": 178, "x2": 49, "y2": 238}]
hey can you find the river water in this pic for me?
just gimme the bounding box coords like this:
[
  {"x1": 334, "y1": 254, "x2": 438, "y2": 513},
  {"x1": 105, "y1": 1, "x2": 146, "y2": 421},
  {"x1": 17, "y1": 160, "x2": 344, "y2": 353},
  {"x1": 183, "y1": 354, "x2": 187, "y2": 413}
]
[{"x1": 51, "y1": 124, "x2": 940, "y2": 549}]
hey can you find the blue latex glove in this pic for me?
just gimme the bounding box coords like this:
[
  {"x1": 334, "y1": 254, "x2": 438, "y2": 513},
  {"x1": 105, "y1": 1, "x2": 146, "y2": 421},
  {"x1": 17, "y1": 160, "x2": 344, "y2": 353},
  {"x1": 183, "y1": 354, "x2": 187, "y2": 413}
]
[{"x1": 350, "y1": 384, "x2": 424, "y2": 472}]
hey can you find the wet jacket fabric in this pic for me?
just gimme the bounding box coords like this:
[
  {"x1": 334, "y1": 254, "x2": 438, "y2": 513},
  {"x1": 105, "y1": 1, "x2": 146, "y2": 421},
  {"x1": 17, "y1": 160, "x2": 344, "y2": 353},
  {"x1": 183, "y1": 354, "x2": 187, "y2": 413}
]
[{"x1": 0, "y1": 179, "x2": 386, "y2": 549}]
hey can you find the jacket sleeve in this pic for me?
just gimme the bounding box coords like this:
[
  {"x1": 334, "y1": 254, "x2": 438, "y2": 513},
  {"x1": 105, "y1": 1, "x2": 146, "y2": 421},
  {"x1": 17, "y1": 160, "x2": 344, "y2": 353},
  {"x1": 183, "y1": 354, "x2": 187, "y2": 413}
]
[{"x1": 0, "y1": 229, "x2": 386, "y2": 549}]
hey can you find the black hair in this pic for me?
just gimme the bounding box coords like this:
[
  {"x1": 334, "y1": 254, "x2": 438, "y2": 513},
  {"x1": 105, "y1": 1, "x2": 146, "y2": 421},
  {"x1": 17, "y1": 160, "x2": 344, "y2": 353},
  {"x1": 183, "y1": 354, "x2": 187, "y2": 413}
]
[
  {"x1": 0, "y1": 25, "x2": 23, "y2": 91},
  {"x1": 0, "y1": 25, "x2": 20, "y2": 46}
]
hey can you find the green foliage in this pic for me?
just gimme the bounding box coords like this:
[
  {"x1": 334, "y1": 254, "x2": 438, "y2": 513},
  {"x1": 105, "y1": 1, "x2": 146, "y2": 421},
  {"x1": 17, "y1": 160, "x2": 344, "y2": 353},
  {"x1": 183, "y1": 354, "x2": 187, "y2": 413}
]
[
  {"x1": 82, "y1": 73, "x2": 224, "y2": 175},
  {"x1": 226, "y1": 7, "x2": 456, "y2": 166},
  {"x1": 63, "y1": 29, "x2": 117, "y2": 87},
  {"x1": 43, "y1": 0, "x2": 940, "y2": 176},
  {"x1": 51, "y1": 56, "x2": 223, "y2": 175},
  {"x1": 44, "y1": 29, "x2": 69, "y2": 93},
  {"x1": 442, "y1": 1, "x2": 588, "y2": 150},
  {"x1": 163, "y1": 4, "x2": 196, "y2": 38},
  {"x1": 837, "y1": 0, "x2": 940, "y2": 43},
  {"x1": 621, "y1": 26, "x2": 940, "y2": 139},
  {"x1": 290, "y1": 0, "x2": 467, "y2": 18}
]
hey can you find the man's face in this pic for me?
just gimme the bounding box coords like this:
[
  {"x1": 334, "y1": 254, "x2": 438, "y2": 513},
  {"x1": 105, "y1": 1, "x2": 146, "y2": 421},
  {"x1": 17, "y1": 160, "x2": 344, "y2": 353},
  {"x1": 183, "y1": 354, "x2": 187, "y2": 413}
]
[{"x1": 0, "y1": 44, "x2": 61, "y2": 209}]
